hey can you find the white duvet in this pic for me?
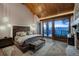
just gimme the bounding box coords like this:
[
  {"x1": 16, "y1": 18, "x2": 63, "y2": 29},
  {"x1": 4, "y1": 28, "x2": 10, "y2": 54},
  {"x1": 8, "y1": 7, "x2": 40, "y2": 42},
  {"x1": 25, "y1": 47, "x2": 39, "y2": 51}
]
[{"x1": 15, "y1": 34, "x2": 41, "y2": 45}]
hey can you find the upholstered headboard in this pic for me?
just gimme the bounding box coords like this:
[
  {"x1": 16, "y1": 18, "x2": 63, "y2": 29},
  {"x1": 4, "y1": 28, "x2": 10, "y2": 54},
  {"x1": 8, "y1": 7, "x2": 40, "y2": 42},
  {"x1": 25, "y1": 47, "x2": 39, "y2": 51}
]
[{"x1": 13, "y1": 26, "x2": 30, "y2": 40}]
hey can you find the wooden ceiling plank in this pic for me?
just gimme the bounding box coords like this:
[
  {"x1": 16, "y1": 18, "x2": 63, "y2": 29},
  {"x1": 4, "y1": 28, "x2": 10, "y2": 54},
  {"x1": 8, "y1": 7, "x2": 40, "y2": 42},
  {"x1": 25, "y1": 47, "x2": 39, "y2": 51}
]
[
  {"x1": 24, "y1": 3, "x2": 74, "y2": 19},
  {"x1": 40, "y1": 11, "x2": 74, "y2": 20}
]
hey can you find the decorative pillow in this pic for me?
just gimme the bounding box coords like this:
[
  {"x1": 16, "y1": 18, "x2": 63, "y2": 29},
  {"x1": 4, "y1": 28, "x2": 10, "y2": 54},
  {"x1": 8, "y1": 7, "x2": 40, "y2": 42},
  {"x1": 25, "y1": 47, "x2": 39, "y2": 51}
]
[
  {"x1": 16, "y1": 32, "x2": 26, "y2": 36},
  {"x1": 16, "y1": 32, "x2": 21, "y2": 36},
  {"x1": 27, "y1": 31, "x2": 33, "y2": 35},
  {"x1": 21, "y1": 32, "x2": 26, "y2": 36}
]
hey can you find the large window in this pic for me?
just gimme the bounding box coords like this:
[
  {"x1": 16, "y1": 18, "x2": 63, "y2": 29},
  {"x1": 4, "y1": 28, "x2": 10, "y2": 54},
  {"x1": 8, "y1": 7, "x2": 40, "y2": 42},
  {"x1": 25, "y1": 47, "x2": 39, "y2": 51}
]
[
  {"x1": 43, "y1": 22, "x2": 47, "y2": 36},
  {"x1": 48, "y1": 21, "x2": 53, "y2": 37},
  {"x1": 54, "y1": 18, "x2": 69, "y2": 38},
  {"x1": 43, "y1": 21, "x2": 53, "y2": 37},
  {"x1": 42, "y1": 17, "x2": 70, "y2": 39}
]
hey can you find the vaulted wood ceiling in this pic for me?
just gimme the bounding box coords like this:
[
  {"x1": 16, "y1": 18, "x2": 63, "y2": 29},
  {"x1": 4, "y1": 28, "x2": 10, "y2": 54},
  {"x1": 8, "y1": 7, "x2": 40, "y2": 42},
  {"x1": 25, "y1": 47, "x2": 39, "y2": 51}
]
[{"x1": 24, "y1": 3, "x2": 74, "y2": 19}]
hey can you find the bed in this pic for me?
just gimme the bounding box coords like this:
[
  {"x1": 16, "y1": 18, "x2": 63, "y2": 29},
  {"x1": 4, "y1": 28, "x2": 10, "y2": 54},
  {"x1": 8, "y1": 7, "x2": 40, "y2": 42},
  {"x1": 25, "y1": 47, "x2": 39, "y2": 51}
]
[
  {"x1": 13, "y1": 26, "x2": 45, "y2": 52},
  {"x1": 15, "y1": 34, "x2": 41, "y2": 45}
]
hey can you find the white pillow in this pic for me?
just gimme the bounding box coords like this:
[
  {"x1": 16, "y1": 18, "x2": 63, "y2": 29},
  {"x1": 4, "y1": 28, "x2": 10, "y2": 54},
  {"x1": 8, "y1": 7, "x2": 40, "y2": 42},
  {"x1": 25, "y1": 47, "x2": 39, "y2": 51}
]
[
  {"x1": 21, "y1": 32, "x2": 26, "y2": 36},
  {"x1": 16, "y1": 32, "x2": 26, "y2": 36},
  {"x1": 16, "y1": 32, "x2": 20, "y2": 36}
]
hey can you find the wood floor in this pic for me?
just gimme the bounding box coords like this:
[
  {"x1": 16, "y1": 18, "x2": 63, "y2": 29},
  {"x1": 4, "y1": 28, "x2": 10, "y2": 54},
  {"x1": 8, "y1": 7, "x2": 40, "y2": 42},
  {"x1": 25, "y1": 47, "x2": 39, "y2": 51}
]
[{"x1": 0, "y1": 38, "x2": 79, "y2": 56}]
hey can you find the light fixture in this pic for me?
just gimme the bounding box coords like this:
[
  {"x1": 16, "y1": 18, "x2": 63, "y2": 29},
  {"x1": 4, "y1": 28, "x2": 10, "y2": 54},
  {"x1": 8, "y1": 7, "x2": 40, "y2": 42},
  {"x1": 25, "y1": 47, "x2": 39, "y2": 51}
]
[
  {"x1": 0, "y1": 26, "x2": 6, "y2": 30},
  {"x1": 7, "y1": 24, "x2": 12, "y2": 27},
  {"x1": 30, "y1": 24, "x2": 36, "y2": 31},
  {"x1": 3, "y1": 16, "x2": 9, "y2": 23},
  {"x1": 38, "y1": 6, "x2": 42, "y2": 12}
]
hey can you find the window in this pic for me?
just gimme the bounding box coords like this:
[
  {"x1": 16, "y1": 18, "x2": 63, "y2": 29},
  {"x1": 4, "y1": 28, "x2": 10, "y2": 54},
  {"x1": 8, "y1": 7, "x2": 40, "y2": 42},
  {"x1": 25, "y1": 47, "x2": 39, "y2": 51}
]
[
  {"x1": 54, "y1": 18, "x2": 69, "y2": 38},
  {"x1": 43, "y1": 22, "x2": 47, "y2": 36},
  {"x1": 42, "y1": 17, "x2": 70, "y2": 39},
  {"x1": 43, "y1": 21, "x2": 53, "y2": 37},
  {"x1": 48, "y1": 21, "x2": 53, "y2": 37}
]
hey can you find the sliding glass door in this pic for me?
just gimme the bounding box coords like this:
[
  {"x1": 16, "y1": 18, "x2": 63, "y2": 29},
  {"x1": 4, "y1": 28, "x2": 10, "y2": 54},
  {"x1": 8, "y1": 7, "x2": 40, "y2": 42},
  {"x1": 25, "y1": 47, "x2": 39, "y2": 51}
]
[
  {"x1": 54, "y1": 18, "x2": 69, "y2": 38},
  {"x1": 48, "y1": 21, "x2": 53, "y2": 37},
  {"x1": 43, "y1": 22, "x2": 47, "y2": 36},
  {"x1": 42, "y1": 18, "x2": 70, "y2": 41},
  {"x1": 43, "y1": 21, "x2": 53, "y2": 37}
]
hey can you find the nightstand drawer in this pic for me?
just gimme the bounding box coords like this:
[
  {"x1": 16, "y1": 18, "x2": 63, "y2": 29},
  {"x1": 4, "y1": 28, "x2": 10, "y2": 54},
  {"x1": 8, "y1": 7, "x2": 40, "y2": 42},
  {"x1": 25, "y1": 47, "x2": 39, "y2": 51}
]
[{"x1": 0, "y1": 38, "x2": 14, "y2": 48}]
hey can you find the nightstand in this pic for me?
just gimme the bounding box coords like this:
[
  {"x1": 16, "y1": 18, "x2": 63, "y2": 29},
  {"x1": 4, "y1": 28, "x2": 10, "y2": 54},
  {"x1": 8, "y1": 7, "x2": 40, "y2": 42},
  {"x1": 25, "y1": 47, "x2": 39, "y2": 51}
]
[{"x1": 0, "y1": 37, "x2": 14, "y2": 48}]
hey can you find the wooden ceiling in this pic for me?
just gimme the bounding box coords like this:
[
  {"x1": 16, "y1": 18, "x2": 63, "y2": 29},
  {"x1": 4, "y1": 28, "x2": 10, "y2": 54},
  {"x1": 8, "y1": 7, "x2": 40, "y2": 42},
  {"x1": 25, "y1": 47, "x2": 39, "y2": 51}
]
[{"x1": 24, "y1": 3, "x2": 74, "y2": 19}]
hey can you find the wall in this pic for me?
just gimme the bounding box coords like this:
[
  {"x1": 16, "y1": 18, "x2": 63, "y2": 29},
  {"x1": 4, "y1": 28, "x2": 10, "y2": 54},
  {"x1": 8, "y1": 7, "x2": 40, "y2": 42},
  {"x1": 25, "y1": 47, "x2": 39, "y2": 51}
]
[
  {"x1": 71, "y1": 3, "x2": 79, "y2": 48},
  {"x1": 0, "y1": 3, "x2": 40, "y2": 39}
]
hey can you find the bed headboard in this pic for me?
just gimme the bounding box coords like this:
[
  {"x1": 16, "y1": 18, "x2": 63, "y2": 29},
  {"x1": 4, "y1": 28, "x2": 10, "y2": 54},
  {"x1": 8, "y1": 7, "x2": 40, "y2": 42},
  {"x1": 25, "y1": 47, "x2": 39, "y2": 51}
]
[{"x1": 13, "y1": 26, "x2": 30, "y2": 40}]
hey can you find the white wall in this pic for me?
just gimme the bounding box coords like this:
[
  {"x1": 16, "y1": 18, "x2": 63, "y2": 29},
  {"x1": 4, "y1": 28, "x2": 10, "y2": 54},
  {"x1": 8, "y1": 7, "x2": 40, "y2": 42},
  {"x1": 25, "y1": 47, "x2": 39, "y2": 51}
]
[{"x1": 0, "y1": 3, "x2": 40, "y2": 39}]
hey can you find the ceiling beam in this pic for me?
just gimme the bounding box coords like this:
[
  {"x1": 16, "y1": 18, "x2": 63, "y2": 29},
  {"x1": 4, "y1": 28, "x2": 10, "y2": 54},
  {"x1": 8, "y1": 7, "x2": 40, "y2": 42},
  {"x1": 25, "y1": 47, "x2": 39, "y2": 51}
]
[{"x1": 40, "y1": 11, "x2": 74, "y2": 20}]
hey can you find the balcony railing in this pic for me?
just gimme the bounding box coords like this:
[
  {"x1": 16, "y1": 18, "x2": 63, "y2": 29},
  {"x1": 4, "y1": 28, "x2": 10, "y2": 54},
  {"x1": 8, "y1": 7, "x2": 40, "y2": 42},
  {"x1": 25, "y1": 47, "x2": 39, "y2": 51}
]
[{"x1": 55, "y1": 29, "x2": 69, "y2": 38}]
